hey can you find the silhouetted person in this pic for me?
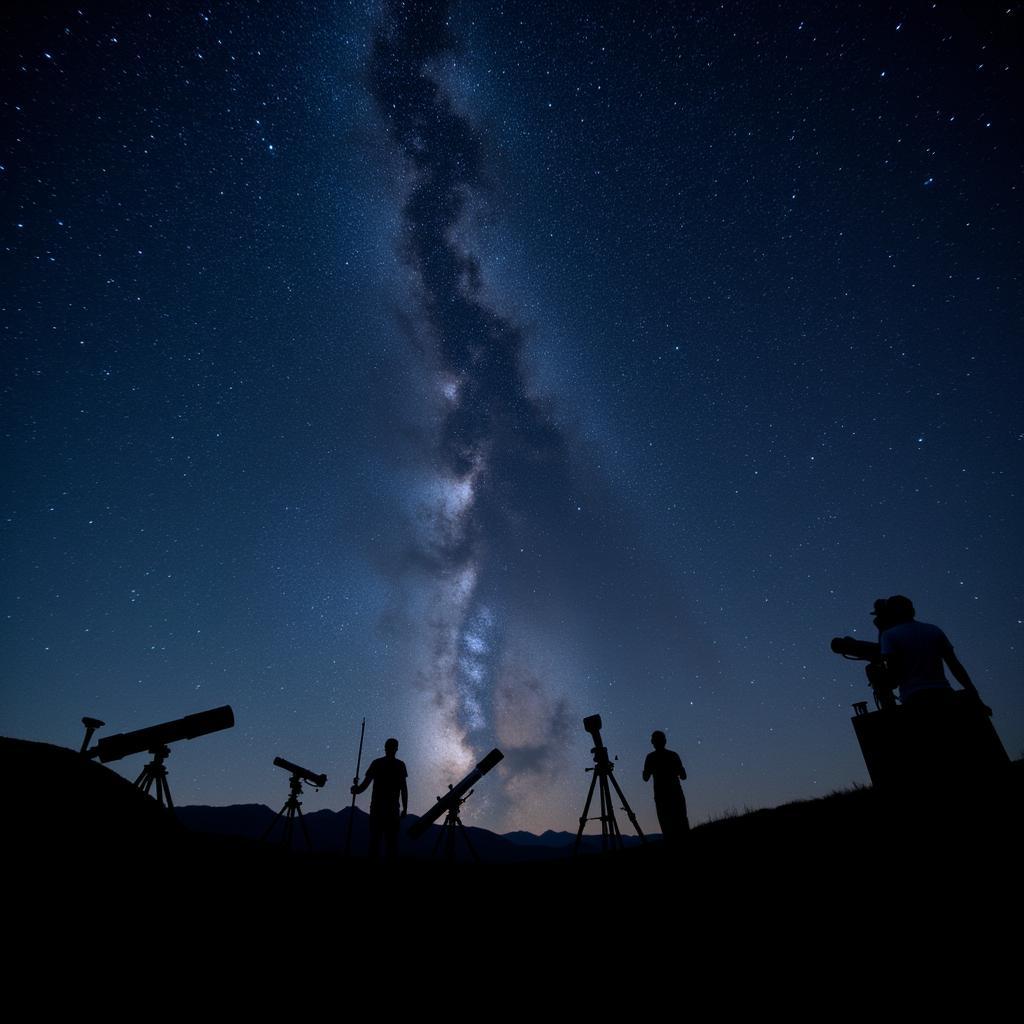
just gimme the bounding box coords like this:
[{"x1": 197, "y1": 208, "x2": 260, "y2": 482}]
[
  {"x1": 351, "y1": 737, "x2": 408, "y2": 858},
  {"x1": 876, "y1": 595, "x2": 1000, "y2": 790},
  {"x1": 643, "y1": 731, "x2": 689, "y2": 841},
  {"x1": 878, "y1": 596, "x2": 987, "y2": 710}
]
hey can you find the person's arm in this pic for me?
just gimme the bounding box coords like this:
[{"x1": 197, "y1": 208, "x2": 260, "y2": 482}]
[
  {"x1": 942, "y1": 639, "x2": 992, "y2": 713},
  {"x1": 642, "y1": 753, "x2": 652, "y2": 782},
  {"x1": 351, "y1": 763, "x2": 374, "y2": 795},
  {"x1": 675, "y1": 753, "x2": 686, "y2": 782},
  {"x1": 946, "y1": 652, "x2": 976, "y2": 692},
  {"x1": 944, "y1": 649, "x2": 985, "y2": 704},
  {"x1": 400, "y1": 778, "x2": 408, "y2": 816}
]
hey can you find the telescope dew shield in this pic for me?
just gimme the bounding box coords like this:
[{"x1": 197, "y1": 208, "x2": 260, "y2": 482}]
[
  {"x1": 408, "y1": 748, "x2": 504, "y2": 840},
  {"x1": 93, "y1": 705, "x2": 235, "y2": 763}
]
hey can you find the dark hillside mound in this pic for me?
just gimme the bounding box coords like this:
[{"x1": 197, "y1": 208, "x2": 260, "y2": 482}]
[{"x1": 0, "y1": 736, "x2": 181, "y2": 864}]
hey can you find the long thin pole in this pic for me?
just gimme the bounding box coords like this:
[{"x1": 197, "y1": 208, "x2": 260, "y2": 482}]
[{"x1": 344, "y1": 717, "x2": 365, "y2": 857}]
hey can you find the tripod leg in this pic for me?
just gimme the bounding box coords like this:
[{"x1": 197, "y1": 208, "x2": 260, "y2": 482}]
[
  {"x1": 598, "y1": 775, "x2": 610, "y2": 850},
  {"x1": 159, "y1": 773, "x2": 174, "y2": 810},
  {"x1": 261, "y1": 804, "x2": 288, "y2": 842},
  {"x1": 599, "y1": 774, "x2": 624, "y2": 851},
  {"x1": 296, "y1": 804, "x2": 312, "y2": 852},
  {"x1": 574, "y1": 771, "x2": 600, "y2": 853},
  {"x1": 608, "y1": 769, "x2": 645, "y2": 841},
  {"x1": 431, "y1": 819, "x2": 446, "y2": 859},
  {"x1": 455, "y1": 817, "x2": 480, "y2": 864}
]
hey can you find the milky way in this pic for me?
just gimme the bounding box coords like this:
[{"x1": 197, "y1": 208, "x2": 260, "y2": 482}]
[{"x1": 368, "y1": 0, "x2": 579, "y2": 814}]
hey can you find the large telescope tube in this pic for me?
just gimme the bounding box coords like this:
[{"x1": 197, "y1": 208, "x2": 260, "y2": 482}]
[
  {"x1": 90, "y1": 706, "x2": 235, "y2": 763},
  {"x1": 408, "y1": 748, "x2": 504, "y2": 840}
]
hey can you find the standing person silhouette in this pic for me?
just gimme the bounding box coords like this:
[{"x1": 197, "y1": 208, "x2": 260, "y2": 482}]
[
  {"x1": 351, "y1": 737, "x2": 408, "y2": 858},
  {"x1": 643, "y1": 731, "x2": 689, "y2": 841}
]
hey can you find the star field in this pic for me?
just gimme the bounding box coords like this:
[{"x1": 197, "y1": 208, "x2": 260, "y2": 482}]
[{"x1": 2, "y1": 1, "x2": 1021, "y2": 833}]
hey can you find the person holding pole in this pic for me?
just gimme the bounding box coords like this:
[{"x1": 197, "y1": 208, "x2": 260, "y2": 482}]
[
  {"x1": 344, "y1": 717, "x2": 365, "y2": 857},
  {"x1": 351, "y1": 737, "x2": 408, "y2": 859}
]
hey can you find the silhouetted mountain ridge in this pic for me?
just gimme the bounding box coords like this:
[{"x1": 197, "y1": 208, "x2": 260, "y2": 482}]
[{"x1": 174, "y1": 802, "x2": 605, "y2": 861}]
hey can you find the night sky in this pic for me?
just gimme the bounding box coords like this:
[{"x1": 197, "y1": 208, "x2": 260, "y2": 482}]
[{"x1": 3, "y1": 0, "x2": 1021, "y2": 835}]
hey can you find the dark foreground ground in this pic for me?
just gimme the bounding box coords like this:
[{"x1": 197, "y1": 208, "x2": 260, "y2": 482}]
[{"x1": 4, "y1": 736, "x2": 1019, "y2": 999}]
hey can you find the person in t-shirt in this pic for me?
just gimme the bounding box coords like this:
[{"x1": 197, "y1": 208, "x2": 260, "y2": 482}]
[
  {"x1": 351, "y1": 737, "x2": 408, "y2": 858},
  {"x1": 878, "y1": 595, "x2": 986, "y2": 709},
  {"x1": 643, "y1": 730, "x2": 689, "y2": 840}
]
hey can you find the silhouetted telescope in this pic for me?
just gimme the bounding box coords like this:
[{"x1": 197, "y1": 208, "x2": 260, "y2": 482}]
[
  {"x1": 408, "y1": 748, "x2": 504, "y2": 841},
  {"x1": 263, "y1": 756, "x2": 326, "y2": 851},
  {"x1": 830, "y1": 636, "x2": 881, "y2": 661},
  {"x1": 272, "y1": 756, "x2": 327, "y2": 789},
  {"x1": 574, "y1": 712, "x2": 644, "y2": 852},
  {"x1": 86, "y1": 705, "x2": 235, "y2": 763}
]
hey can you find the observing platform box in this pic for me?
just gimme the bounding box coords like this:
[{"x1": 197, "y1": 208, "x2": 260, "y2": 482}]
[{"x1": 851, "y1": 690, "x2": 1008, "y2": 788}]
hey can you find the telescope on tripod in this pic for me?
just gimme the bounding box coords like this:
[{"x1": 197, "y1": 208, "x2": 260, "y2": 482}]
[
  {"x1": 80, "y1": 705, "x2": 235, "y2": 808},
  {"x1": 261, "y1": 756, "x2": 327, "y2": 851},
  {"x1": 574, "y1": 714, "x2": 645, "y2": 853},
  {"x1": 408, "y1": 749, "x2": 504, "y2": 861}
]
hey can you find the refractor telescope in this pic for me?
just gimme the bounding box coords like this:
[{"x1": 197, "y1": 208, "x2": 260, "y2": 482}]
[
  {"x1": 830, "y1": 636, "x2": 881, "y2": 662},
  {"x1": 407, "y1": 748, "x2": 504, "y2": 841},
  {"x1": 272, "y1": 756, "x2": 327, "y2": 789},
  {"x1": 262, "y1": 756, "x2": 327, "y2": 851},
  {"x1": 86, "y1": 706, "x2": 235, "y2": 763},
  {"x1": 574, "y1": 712, "x2": 644, "y2": 852},
  {"x1": 77, "y1": 705, "x2": 234, "y2": 809}
]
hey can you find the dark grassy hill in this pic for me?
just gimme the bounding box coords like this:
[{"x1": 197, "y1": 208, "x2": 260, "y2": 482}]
[{"x1": 4, "y1": 735, "x2": 1019, "y2": 995}]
